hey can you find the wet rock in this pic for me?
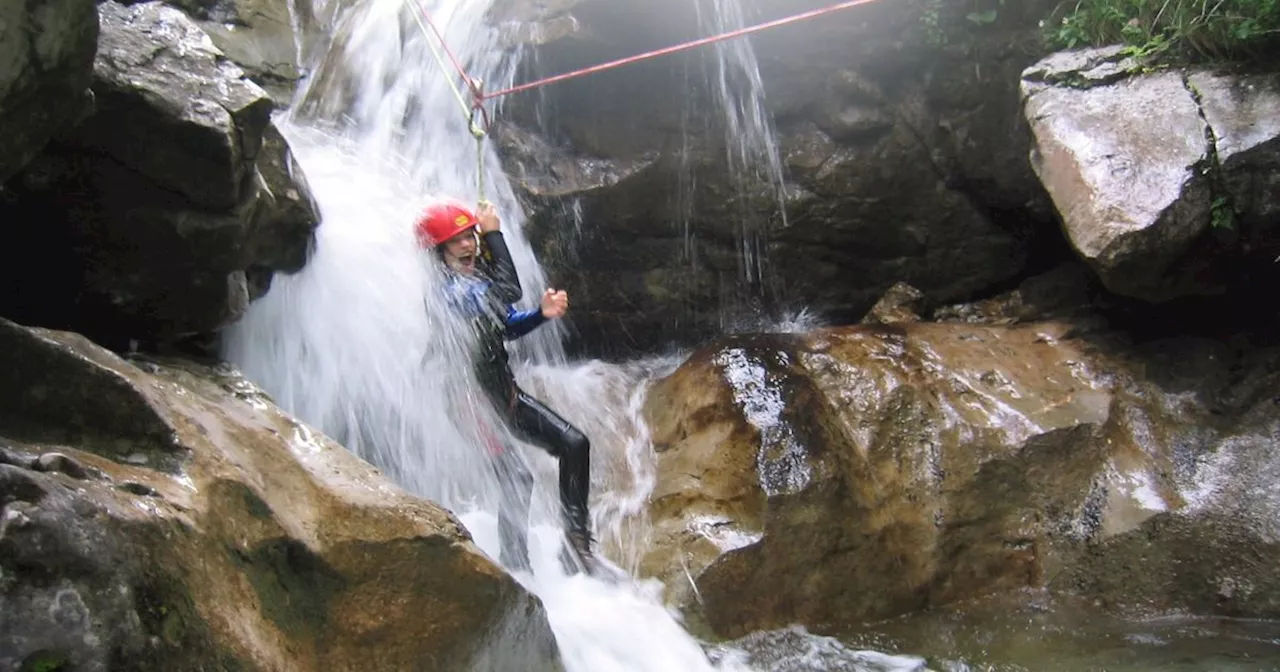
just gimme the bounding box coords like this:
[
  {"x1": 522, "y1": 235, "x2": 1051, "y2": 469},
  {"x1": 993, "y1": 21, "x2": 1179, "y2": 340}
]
[
  {"x1": 170, "y1": 0, "x2": 324, "y2": 102},
  {"x1": 0, "y1": 1, "x2": 319, "y2": 344},
  {"x1": 1021, "y1": 51, "x2": 1280, "y2": 305},
  {"x1": 0, "y1": 318, "x2": 185, "y2": 471},
  {"x1": 1189, "y1": 71, "x2": 1280, "y2": 249},
  {"x1": 642, "y1": 321, "x2": 1280, "y2": 638},
  {"x1": 247, "y1": 121, "x2": 321, "y2": 277},
  {"x1": 487, "y1": 0, "x2": 583, "y2": 24},
  {"x1": 498, "y1": 121, "x2": 659, "y2": 199},
  {"x1": 1022, "y1": 49, "x2": 1214, "y2": 301},
  {"x1": 33, "y1": 452, "x2": 92, "y2": 480},
  {"x1": 0, "y1": 316, "x2": 561, "y2": 670},
  {"x1": 0, "y1": 445, "x2": 38, "y2": 470},
  {"x1": 0, "y1": 0, "x2": 99, "y2": 182},
  {"x1": 932, "y1": 262, "x2": 1100, "y2": 326},
  {"x1": 503, "y1": 0, "x2": 1060, "y2": 355},
  {"x1": 88, "y1": 0, "x2": 273, "y2": 210},
  {"x1": 860, "y1": 282, "x2": 927, "y2": 325}
]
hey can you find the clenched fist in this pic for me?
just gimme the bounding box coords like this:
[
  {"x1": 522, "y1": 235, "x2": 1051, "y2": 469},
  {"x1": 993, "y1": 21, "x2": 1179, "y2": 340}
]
[{"x1": 540, "y1": 288, "x2": 569, "y2": 319}]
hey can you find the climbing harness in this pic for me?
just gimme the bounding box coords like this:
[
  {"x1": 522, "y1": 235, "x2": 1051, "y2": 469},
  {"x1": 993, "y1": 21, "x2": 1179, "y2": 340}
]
[{"x1": 405, "y1": 0, "x2": 881, "y2": 202}]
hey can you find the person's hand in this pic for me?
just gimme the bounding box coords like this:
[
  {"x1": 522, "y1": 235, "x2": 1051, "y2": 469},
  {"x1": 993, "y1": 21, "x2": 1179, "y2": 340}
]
[
  {"x1": 477, "y1": 201, "x2": 500, "y2": 233},
  {"x1": 540, "y1": 289, "x2": 568, "y2": 319}
]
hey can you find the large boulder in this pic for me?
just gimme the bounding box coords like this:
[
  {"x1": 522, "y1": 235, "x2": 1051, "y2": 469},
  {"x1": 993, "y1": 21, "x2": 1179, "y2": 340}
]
[
  {"x1": 640, "y1": 321, "x2": 1280, "y2": 638},
  {"x1": 1190, "y1": 70, "x2": 1280, "y2": 259},
  {"x1": 0, "y1": 0, "x2": 319, "y2": 347},
  {"x1": 0, "y1": 316, "x2": 561, "y2": 671},
  {"x1": 167, "y1": 0, "x2": 326, "y2": 103},
  {"x1": 1021, "y1": 48, "x2": 1280, "y2": 301},
  {"x1": 0, "y1": 0, "x2": 99, "y2": 182},
  {"x1": 499, "y1": 0, "x2": 1060, "y2": 356}
]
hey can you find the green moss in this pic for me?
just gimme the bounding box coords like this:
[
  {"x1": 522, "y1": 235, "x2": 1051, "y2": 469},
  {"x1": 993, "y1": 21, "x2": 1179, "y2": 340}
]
[
  {"x1": 20, "y1": 651, "x2": 70, "y2": 672},
  {"x1": 232, "y1": 537, "x2": 346, "y2": 638}
]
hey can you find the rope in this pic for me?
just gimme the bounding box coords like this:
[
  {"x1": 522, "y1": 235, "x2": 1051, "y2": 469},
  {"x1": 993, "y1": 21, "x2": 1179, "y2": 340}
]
[
  {"x1": 405, "y1": 0, "x2": 472, "y2": 121},
  {"x1": 404, "y1": 0, "x2": 882, "y2": 200},
  {"x1": 480, "y1": 0, "x2": 880, "y2": 101},
  {"x1": 404, "y1": 0, "x2": 489, "y2": 201}
]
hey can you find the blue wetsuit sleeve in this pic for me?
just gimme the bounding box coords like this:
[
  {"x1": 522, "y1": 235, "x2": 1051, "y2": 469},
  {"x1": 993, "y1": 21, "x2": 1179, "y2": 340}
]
[{"x1": 505, "y1": 306, "x2": 547, "y2": 339}]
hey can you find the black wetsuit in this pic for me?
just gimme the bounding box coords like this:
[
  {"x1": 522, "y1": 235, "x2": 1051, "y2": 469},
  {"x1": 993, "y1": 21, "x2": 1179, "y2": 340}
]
[{"x1": 442, "y1": 230, "x2": 591, "y2": 570}]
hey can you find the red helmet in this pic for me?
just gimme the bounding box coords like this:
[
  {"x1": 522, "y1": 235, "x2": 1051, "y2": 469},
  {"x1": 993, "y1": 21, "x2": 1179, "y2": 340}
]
[{"x1": 415, "y1": 199, "x2": 478, "y2": 248}]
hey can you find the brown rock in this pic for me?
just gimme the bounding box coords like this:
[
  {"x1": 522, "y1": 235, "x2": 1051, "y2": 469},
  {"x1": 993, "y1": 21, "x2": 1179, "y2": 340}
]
[
  {"x1": 0, "y1": 317, "x2": 560, "y2": 671},
  {"x1": 641, "y1": 322, "x2": 1280, "y2": 637},
  {"x1": 860, "y1": 281, "x2": 927, "y2": 325}
]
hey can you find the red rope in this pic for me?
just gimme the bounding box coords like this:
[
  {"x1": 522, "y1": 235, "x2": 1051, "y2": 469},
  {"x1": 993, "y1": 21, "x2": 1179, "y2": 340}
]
[
  {"x1": 416, "y1": 7, "x2": 483, "y2": 98},
  {"x1": 480, "y1": 0, "x2": 881, "y2": 101}
]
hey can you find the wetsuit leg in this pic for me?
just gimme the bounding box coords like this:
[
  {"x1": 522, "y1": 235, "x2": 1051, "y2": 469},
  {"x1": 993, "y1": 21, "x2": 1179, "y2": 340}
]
[
  {"x1": 509, "y1": 390, "x2": 592, "y2": 538},
  {"x1": 491, "y1": 446, "x2": 534, "y2": 572}
]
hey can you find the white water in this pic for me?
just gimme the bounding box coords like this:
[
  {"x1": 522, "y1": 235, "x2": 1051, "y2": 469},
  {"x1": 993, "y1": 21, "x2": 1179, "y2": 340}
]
[
  {"x1": 694, "y1": 0, "x2": 789, "y2": 288},
  {"x1": 224, "y1": 0, "x2": 921, "y2": 669}
]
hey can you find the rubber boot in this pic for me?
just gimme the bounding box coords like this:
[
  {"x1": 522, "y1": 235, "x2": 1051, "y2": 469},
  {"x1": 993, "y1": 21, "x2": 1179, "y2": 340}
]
[
  {"x1": 557, "y1": 527, "x2": 594, "y2": 574},
  {"x1": 498, "y1": 506, "x2": 532, "y2": 573}
]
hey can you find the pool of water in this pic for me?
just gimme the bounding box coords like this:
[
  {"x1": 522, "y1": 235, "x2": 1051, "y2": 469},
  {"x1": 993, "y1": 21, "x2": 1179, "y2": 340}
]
[{"x1": 708, "y1": 592, "x2": 1280, "y2": 671}]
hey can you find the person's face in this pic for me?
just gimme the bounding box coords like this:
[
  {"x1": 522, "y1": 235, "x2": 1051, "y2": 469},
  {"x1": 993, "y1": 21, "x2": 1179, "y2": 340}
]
[{"x1": 441, "y1": 231, "x2": 478, "y2": 274}]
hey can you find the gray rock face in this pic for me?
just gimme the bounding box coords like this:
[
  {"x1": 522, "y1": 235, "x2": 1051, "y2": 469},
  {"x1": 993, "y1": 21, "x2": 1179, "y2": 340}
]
[
  {"x1": 170, "y1": 0, "x2": 324, "y2": 102},
  {"x1": 497, "y1": 0, "x2": 1062, "y2": 356},
  {"x1": 1022, "y1": 49, "x2": 1280, "y2": 302},
  {"x1": 1190, "y1": 71, "x2": 1280, "y2": 245},
  {"x1": 0, "y1": 1, "x2": 318, "y2": 345},
  {"x1": 0, "y1": 455, "x2": 167, "y2": 672},
  {"x1": 0, "y1": 0, "x2": 99, "y2": 182},
  {"x1": 87, "y1": 0, "x2": 274, "y2": 210},
  {"x1": 1022, "y1": 49, "x2": 1213, "y2": 300}
]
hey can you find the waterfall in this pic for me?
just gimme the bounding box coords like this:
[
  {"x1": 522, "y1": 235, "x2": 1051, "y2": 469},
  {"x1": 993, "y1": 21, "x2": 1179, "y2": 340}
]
[
  {"x1": 224, "y1": 0, "x2": 734, "y2": 668},
  {"x1": 223, "y1": 0, "x2": 907, "y2": 669},
  {"x1": 684, "y1": 0, "x2": 801, "y2": 334},
  {"x1": 695, "y1": 0, "x2": 788, "y2": 288}
]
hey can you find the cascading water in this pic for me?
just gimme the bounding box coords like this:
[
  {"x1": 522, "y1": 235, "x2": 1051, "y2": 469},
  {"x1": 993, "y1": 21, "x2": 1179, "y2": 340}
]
[
  {"x1": 695, "y1": 0, "x2": 788, "y2": 287},
  {"x1": 223, "y1": 0, "x2": 919, "y2": 669},
  {"x1": 685, "y1": 0, "x2": 812, "y2": 335},
  {"x1": 225, "y1": 0, "x2": 733, "y2": 668}
]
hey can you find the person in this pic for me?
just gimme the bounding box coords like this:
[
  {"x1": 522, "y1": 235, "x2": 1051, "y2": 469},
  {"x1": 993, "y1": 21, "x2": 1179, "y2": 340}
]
[{"x1": 415, "y1": 198, "x2": 599, "y2": 576}]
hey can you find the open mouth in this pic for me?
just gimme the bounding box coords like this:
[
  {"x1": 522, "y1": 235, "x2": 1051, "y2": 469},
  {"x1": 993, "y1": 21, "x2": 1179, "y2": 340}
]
[{"x1": 456, "y1": 252, "x2": 476, "y2": 268}]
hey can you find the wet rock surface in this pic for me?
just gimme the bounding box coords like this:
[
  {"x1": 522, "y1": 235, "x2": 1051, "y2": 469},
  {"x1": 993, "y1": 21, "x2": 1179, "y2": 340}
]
[
  {"x1": 168, "y1": 0, "x2": 323, "y2": 102},
  {"x1": 1022, "y1": 48, "x2": 1280, "y2": 302},
  {"x1": 641, "y1": 319, "x2": 1280, "y2": 638},
  {"x1": 0, "y1": 0, "x2": 319, "y2": 347},
  {"x1": 503, "y1": 0, "x2": 1060, "y2": 356},
  {"x1": 0, "y1": 317, "x2": 561, "y2": 671},
  {"x1": 0, "y1": 0, "x2": 99, "y2": 182}
]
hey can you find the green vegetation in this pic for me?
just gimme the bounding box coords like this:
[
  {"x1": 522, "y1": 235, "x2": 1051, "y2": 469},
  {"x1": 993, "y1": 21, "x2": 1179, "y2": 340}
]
[
  {"x1": 20, "y1": 651, "x2": 69, "y2": 672},
  {"x1": 1045, "y1": 0, "x2": 1280, "y2": 63}
]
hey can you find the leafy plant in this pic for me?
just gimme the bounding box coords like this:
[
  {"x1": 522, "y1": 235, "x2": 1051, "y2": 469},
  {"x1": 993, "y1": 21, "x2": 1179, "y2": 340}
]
[
  {"x1": 1044, "y1": 0, "x2": 1280, "y2": 63},
  {"x1": 1211, "y1": 195, "x2": 1238, "y2": 230}
]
